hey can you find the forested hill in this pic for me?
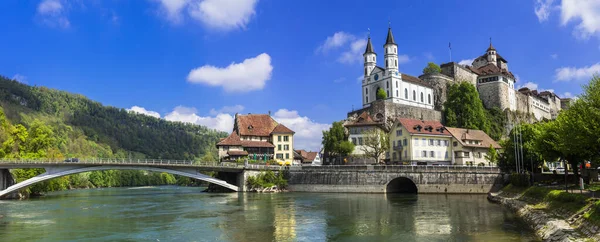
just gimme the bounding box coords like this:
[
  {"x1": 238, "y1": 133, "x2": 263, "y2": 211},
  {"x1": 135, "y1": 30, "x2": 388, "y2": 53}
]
[{"x1": 0, "y1": 75, "x2": 226, "y2": 160}]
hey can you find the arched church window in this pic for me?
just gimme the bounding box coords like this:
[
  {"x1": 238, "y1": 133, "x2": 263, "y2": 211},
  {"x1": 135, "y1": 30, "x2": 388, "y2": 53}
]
[
  {"x1": 387, "y1": 91, "x2": 389, "y2": 97},
  {"x1": 364, "y1": 68, "x2": 367, "y2": 76},
  {"x1": 364, "y1": 57, "x2": 367, "y2": 62},
  {"x1": 405, "y1": 89, "x2": 408, "y2": 99},
  {"x1": 421, "y1": 92, "x2": 424, "y2": 102},
  {"x1": 386, "y1": 60, "x2": 388, "y2": 68},
  {"x1": 396, "y1": 90, "x2": 398, "y2": 97},
  {"x1": 395, "y1": 60, "x2": 397, "y2": 67},
  {"x1": 386, "y1": 82, "x2": 389, "y2": 88},
  {"x1": 365, "y1": 88, "x2": 368, "y2": 94},
  {"x1": 413, "y1": 90, "x2": 416, "y2": 100},
  {"x1": 373, "y1": 57, "x2": 375, "y2": 61},
  {"x1": 394, "y1": 48, "x2": 396, "y2": 53},
  {"x1": 428, "y1": 94, "x2": 431, "y2": 104},
  {"x1": 396, "y1": 81, "x2": 398, "y2": 88}
]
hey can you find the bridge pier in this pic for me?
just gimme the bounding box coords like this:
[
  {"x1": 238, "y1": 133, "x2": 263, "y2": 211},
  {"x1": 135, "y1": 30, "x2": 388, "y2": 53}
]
[{"x1": 0, "y1": 169, "x2": 17, "y2": 199}]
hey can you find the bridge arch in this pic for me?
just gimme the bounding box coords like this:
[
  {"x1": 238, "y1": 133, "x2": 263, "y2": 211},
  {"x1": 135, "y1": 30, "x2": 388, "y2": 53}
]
[
  {"x1": 386, "y1": 177, "x2": 418, "y2": 194},
  {"x1": 0, "y1": 165, "x2": 238, "y2": 198}
]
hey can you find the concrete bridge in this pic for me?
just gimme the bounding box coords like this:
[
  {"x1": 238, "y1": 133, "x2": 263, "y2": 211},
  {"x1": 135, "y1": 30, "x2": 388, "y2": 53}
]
[{"x1": 0, "y1": 159, "x2": 503, "y2": 198}]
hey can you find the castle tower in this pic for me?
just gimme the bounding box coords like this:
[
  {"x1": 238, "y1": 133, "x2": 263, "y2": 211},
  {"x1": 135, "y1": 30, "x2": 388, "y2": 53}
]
[
  {"x1": 384, "y1": 27, "x2": 399, "y2": 74},
  {"x1": 363, "y1": 36, "x2": 376, "y2": 78},
  {"x1": 486, "y1": 38, "x2": 497, "y2": 66}
]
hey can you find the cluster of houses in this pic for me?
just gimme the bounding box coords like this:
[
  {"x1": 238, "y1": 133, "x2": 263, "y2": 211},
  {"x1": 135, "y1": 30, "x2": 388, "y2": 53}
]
[{"x1": 216, "y1": 112, "x2": 500, "y2": 166}]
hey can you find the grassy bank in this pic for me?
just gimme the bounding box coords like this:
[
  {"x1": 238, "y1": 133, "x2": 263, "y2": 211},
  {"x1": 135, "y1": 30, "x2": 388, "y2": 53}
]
[{"x1": 501, "y1": 185, "x2": 600, "y2": 227}]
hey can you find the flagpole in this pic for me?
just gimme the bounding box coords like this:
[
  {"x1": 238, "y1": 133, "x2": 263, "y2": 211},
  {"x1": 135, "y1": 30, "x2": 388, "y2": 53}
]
[{"x1": 449, "y1": 42, "x2": 452, "y2": 62}]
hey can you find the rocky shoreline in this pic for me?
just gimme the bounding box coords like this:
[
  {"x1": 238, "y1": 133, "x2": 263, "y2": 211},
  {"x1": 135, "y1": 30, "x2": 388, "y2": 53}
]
[{"x1": 488, "y1": 191, "x2": 597, "y2": 241}]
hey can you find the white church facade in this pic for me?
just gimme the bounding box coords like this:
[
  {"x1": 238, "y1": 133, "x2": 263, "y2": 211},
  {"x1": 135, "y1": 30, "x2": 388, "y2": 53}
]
[{"x1": 362, "y1": 27, "x2": 434, "y2": 110}]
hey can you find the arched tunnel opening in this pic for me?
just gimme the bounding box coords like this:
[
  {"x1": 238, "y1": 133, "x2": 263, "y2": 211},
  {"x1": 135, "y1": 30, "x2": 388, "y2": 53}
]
[{"x1": 386, "y1": 177, "x2": 418, "y2": 194}]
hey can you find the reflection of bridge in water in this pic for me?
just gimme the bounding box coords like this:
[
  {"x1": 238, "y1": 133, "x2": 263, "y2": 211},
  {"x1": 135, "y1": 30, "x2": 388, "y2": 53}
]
[{"x1": 0, "y1": 159, "x2": 504, "y2": 199}]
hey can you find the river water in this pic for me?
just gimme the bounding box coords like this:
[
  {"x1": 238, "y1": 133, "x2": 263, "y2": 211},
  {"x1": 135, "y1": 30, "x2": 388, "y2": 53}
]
[{"x1": 0, "y1": 186, "x2": 537, "y2": 241}]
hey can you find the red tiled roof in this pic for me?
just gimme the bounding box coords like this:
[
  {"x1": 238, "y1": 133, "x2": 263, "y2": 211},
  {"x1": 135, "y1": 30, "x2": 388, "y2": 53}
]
[
  {"x1": 402, "y1": 73, "x2": 433, "y2": 88},
  {"x1": 241, "y1": 140, "x2": 275, "y2": 148},
  {"x1": 272, "y1": 124, "x2": 295, "y2": 134},
  {"x1": 216, "y1": 132, "x2": 242, "y2": 146},
  {"x1": 445, "y1": 127, "x2": 501, "y2": 149},
  {"x1": 345, "y1": 111, "x2": 381, "y2": 127},
  {"x1": 227, "y1": 150, "x2": 248, "y2": 156},
  {"x1": 472, "y1": 63, "x2": 515, "y2": 79},
  {"x1": 305, "y1": 152, "x2": 318, "y2": 161},
  {"x1": 396, "y1": 118, "x2": 451, "y2": 136},
  {"x1": 236, "y1": 114, "x2": 278, "y2": 137}
]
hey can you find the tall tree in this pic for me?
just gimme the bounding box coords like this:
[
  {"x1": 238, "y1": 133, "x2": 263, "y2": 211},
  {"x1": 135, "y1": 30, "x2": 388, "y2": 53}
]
[
  {"x1": 484, "y1": 144, "x2": 499, "y2": 166},
  {"x1": 444, "y1": 82, "x2": 490, "y2": 133},
  {"x1": 360, "y1": 128, "x2": 389, "y2": 164},
  {"x1": 422, "y1": 62, "x2": 441, "y2": 74},
  {"x1": 322, "y1": 121, "x2": 354, "y2": 164}
]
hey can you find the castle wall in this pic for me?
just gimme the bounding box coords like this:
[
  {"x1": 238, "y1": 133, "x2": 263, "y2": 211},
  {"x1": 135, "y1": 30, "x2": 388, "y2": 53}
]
[
  {"x1": 515, "y1": 92, "x2": 529, "y2": 114},
  {"x1": 419, "y1": 73, "x2": 454, "y2": 110},
  {"x1": 478, "y1": 82, "x2": 510, "y2": 111},
  {"x1": 440, "y1": 62, "x2": 478, "y2": 86},
  {"x1": 348, "y1": 100, "x2": 442, "y2": 125}
]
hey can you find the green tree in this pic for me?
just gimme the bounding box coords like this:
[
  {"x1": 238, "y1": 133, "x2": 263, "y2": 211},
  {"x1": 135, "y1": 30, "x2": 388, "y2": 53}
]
[
  {"x1": 484, "y1": 144, "x2": 499, "y2": 165},
  {"x1": 376, "y1": 88, "x2": 387, "y2": 100},
  {"x1": 360, "y1": 128, "x2": 389, "y2": 164},
  {"x1": 322, "y1": 121, "x2": 355, "y2": 164},
  {"x1": 444, "y1": 82, "x2": 490, "y2": 133},
  {"x1": 497, "y1": 123, "x2": 543, "y2": 173},
  {"x1": 422, "y1": 62, "x2": 441, "y2": 74}
]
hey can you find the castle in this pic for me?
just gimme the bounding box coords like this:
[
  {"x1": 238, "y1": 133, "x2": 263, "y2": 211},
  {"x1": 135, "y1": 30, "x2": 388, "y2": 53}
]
[{"x1": 349, "y1": 26, "x2": 570, "y2": 128}]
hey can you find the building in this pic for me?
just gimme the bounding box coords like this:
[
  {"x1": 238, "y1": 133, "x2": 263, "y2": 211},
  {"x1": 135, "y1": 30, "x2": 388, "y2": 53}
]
[
  {"x1": 388, "y1": 118, "x2": 453, "y2": 165},
  {"x1": 295, "y1": 150, "x2": 321, "y2": 166},
  {"x1": 344, "y1": 111, "x2": 387, "y2": 162},
  {"x1": 445, "y1": 127, "x2": 502, "y2": 166},
  {"x1": 216, "y1": 113, "x2": 295, "y2": 165}
]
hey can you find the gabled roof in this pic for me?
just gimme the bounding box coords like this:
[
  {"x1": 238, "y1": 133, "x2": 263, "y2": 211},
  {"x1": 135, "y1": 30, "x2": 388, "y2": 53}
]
[
  {"x1": 236, "y1": 114, "x2": 278, "y2": 137},
  {"x1": 401, "y1": 73, "x2": 433, "y2": 88},
  {"x1": 364, "y1": 37, "x2": 375, "y2": 54},
  {"x1": 217, "y1": 132, "x2": 242, "y2": 146},
  {"x1": 294, "y1": 149, "x2": 318, "y2": 162},
  {"x1": 272, "y1": 124, "x2": 295, "y2": 134},
  {"x1": 384, "y1": 28, "x2": 396, "y2": 46},
  {"x1": 445, "y1": 127, "x2": 501, "y2": 149},
  {"x1": 345, "y1": 111, "x2": 381, "y2": 127},
  {"x1": 471, "y1": 63, "x2": 515, "y2": 79},
  {"x1": 396, "y1": 118, "x2": 450, "y2": 136}
]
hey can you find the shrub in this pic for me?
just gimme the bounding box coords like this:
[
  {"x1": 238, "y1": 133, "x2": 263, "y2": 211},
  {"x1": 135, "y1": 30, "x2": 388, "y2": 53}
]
[
  {"x1": 510, "y1": 172, "x2": 530, "y2": 187},
  {"x1": 246, "y1": 170, "x2": 288, "y2": 190}
]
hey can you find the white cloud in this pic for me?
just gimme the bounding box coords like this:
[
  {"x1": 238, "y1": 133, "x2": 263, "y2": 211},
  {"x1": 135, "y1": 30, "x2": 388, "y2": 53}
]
[
  {"x1": 519, "y1": 81, "x2": 539, "y2": 90},
  {"x1": 555, "y1": 63, "x2": 600, "y2": 82},
  {"x1": 398, "y1": 54, "x2": 411, "y2": 64},
  {"x1": 127, "y1": 106, "x2": 161, "y2": 118},
  {"x1": 154, "y1": 0, "x2": 189, "y2": 23},
  {"x1": 338, "y1": 39, "x2": 367, "y2": 64},
  {"x1": 187, "y1": 0, "x2": 258, "y2": 31},
  {"x1": 187, "y1": 53, "x2": 273, "y2": 92},
  {"x1": 562, "y1": 92, "x2": 574, "y2": 98},
  {"x1": 333, "y1": 77, "x2": 346, "y2": 83},
  {"x1": 551, "y1": 53, "x2": 558, "y2": 59},
  {"x1": 316, "y1": 32, "x2": 355, "y2": 53},
  {"x1": 560, "y1": 0, "x2": 600, "y2": 39},
  {"x1": 37, "y1": 0, "x2": 70, "y2": 28},
  {"x1": 458, "y1": 58, "x2": 474, "y2": 66},
  {"x1": 272, "y1": 109, "x2": 330, "y2": 152},
  {"x1": 11, "y1": 74, "x2": 27, "y2": 84},
  {"x1": 164, "y1": 106, "x2": 234, "y2": 132},
  {"x1": 515, "y1": 74, "x2": 522, "y2": 83},
  {"x1": 356, "y1": 75, "x2": 364, "y2": 83},
  {"x1": 209, "y1": 105, "x2": 244, "y2": 115},
  {"x1": 535, "y1": 0, "x2": 555, "y2": 22}
]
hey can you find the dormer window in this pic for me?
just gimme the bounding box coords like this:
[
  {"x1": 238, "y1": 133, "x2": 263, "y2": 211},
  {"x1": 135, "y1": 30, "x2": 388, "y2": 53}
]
[{"x1": 248, "y1": 125, "x2": 253, "y2": 131}]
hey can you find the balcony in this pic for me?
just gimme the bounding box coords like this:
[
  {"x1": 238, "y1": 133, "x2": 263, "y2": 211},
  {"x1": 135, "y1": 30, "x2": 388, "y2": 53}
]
[{"x1": 393, "y1": 144, "x2": 403, "y2": 150}]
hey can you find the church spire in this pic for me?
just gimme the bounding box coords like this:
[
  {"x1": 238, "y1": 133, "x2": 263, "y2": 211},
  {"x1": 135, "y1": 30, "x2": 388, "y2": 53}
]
[
  {"x1": 487, "y1": 37, "x2": 496, "y2": 51},
  {"x1": 364, "y1": 36, "x2": 375, "y2": 54},
  {"x1": 385, "y1": 27, "x2": 396, "y2": 46}
]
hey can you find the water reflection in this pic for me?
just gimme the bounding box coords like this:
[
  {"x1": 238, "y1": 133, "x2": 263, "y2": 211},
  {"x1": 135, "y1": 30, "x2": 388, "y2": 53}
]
[{"x1": 0, "y1": 187, "x2": 537, "y2": 242}]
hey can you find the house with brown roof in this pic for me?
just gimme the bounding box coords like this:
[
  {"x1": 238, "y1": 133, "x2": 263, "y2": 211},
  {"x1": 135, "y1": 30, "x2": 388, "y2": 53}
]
[
  {"x1": 344, "y1": 111, "x2": 388, "y2": 161},
  {"x1": 445, "y1": 127, "x2": 502, "y2": 166},
  {"x1": 294, "y1": 149, "x2": 321, "y2": 166},
  {"x1": 216, "y1": 113, "x2": 295, "y2": 165},
  {"x1": 389, "y1": 118, "x2": 453, "y2": 165}
]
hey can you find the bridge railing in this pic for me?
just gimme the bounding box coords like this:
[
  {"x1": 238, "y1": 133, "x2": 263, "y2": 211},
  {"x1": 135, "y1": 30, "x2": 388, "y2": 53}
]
[
  {"x1": 291, "y1": 165, "x2": 501, "y2": 173},
  {"x1": 0, "y1": 158, "x2": 243, "y2": 168}
]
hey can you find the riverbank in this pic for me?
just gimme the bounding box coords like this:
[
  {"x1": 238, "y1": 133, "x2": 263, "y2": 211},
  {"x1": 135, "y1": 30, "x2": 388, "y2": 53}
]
[{"x1": 488, "y1": 185, "x2": 600, "y2": 241}]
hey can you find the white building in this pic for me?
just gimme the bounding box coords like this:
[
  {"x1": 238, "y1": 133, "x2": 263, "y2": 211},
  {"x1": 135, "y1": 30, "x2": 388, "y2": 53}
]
[{"x1": 362, "y1": 27, "x2": 434, "y2": 110}]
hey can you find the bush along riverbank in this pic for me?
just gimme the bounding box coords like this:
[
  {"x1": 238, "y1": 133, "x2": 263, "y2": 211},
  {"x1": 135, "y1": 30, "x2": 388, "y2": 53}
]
[
  {"x1": 489, "y1": 184, "x2": 600, "y2": 241},
  {"x1": 246, "y1": 170, "x2": 288, "y2": 193}
]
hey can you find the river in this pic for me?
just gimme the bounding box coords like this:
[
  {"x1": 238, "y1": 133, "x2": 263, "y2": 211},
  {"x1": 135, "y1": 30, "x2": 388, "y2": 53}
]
[{"x1": 0, "y1": 186, "x2": 537, "y2": 241}]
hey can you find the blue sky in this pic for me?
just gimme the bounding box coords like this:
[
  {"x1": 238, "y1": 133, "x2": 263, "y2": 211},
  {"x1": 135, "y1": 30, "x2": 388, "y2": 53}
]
[{"x1": 1, "y1": 0, "x2": 599, "y2": 151}]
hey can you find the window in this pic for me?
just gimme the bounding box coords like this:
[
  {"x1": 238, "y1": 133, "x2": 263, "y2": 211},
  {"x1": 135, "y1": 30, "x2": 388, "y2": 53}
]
[
  {"x1": 394, "y1": 48, "x2": 396, "y2": 53},
  {"x1": 405, "y1": 89, "x2": 408, "y2": 99},
  {"x1": 444, "y1": 140, "x2": 449, "y2": 146},
  {"x1": 278, "y1": 136, "x2": 281, "y2": 142},
  {"x1": 453, "y1": 141, "x2": 458, "y2": 147},
  {"x1": 396, "y1": 90, "x2": 398, "y2": 97},
  {"x1": 393, "y1": 152, "x2": 397, "y2": 160},
  {"x1": 422, "y1": 138, "x2": 426, "y2": 146},
  {"x1": 364, "y1": 57, "x2": 367, "y2": 62},
  {"x1": 430, "y1": 151, "x2": 435, "y2": 158},
  {"x1": 404, "y1": 150, "x2": 407, "y2": 158},
  {"x1": 464, "y1": 152, "x2": 470, "y2": 157},
  {"x1": 413, "y1": 90, "x2": 416, "y2": 100},
  {"x1": 445, "y1": 151, "x2": 448, "y2": 158},
  {"x1": 403, "y1": 139, "x2": 407, "y2": 146},
  {"x1": 365, "y1": 88, "x2": 368, "y2": 94},
  {"x1": 358, "y1": 137, "x2": 363, "y2": 145},
  {"x1": 396, "y1": 81, "x2": 398, "y2": 88},
  {"x1": 395, "y1": 59, "x2": 397, "y2": 66},
  {"x1": 386, "y1": 60, "x2": 388, "y2": 67},
  {"x1": 278, "y1": 145, "x2": 282, "y2": 151},
  {"x1": 366, "y1": 97, "x2": 368, "y2": 103},
  {"x1": 420, "y1": 92, "x2": 424, "y2": 102},
  {"x1": 429, "y1": 139, "x2": 434, "y2": 146},
  {"x1": 386, "y1": 82, "x2": 389, "y2": 88},
  {"x1": 422, "y1": 151, "x2": 428, "y2": 157},
  {"x1": 284, "y1": 145, "x2": 289, "y2": 151},
  {"x1": 276, "y1": 154, "x2": 283, "y2": 159},
  {"x1": 284, "y1": 136, "x2": 289, "y2": 142},
  {"x1": 437, "y1": 140, "x2": 441, "y2": 146},
  {"x1": 387, "y1": 91, "x2": 389, "y2": 97},
  {"x1": 476, "y1": 152, "x2": 482, "y2": 158},
  {"x1": 373, "y1": 57, "x2": 375, "y2": 61},
  {"x1": 428, "y1": 94, "x2": 431, "y2": 104},
  {"x1": 414, "y1": 138, "x2": 419, "y2": 146},
  {"x1": 393, "y1": 140, "x2": 396, "y2": 147},
  {"x1": 286, "y1": 153, "x2": 289, "y2": 159},
  {"x1": 352, "y1": 138, "x2": 357, "y2": 145},
  {"x1": 396, "y1": 129, "x2": 402, "y2": 136}
]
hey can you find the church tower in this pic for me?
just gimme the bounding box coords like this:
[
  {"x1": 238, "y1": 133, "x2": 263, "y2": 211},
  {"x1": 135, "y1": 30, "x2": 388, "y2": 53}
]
[
  {"x1": 487, "y1": 39, "x2": 497, "y2": 66},
  {"x1": 384, "y1": 27, "x2": 399, "y2": 74},
  {"x1": 363, "y1": 36, "x2": 376, "y2": 78}
]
